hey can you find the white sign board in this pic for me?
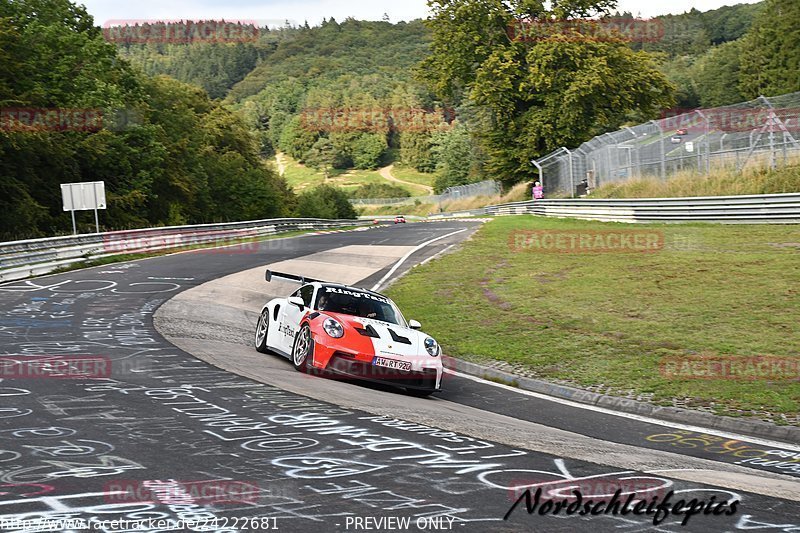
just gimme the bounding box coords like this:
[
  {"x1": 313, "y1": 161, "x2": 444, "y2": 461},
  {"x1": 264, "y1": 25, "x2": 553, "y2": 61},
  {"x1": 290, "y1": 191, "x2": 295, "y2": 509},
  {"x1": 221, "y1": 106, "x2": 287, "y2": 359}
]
[
  {"x1": 684, "y1": 141, "x2": 694, "y2": 153},
  {"x1": 61, "y1": 181, "x2": 106, "y2": 212}
]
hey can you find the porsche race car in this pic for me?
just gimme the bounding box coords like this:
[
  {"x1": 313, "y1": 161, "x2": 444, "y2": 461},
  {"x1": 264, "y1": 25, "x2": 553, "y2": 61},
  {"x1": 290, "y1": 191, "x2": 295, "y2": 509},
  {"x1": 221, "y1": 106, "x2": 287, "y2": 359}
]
[{"x1": 254, "y1": 271, "x2": 443, "y2": 396}]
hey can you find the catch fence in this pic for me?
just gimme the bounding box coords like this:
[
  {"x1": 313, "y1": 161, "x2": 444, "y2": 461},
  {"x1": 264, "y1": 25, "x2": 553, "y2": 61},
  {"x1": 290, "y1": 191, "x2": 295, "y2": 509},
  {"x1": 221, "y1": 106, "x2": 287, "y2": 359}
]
[{"x1": 533, "y1": 92, "x2": 800, "y2": 197}]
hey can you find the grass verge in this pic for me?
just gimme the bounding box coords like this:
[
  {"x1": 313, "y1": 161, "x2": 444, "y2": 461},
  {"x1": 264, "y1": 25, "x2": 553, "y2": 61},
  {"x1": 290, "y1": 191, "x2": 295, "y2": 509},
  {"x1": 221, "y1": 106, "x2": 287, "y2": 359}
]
[
  {"x1": 591, "y1": 161, "x2": 800, "y2": 198},
  {"x1": 386, "y1": 216, "x2": 800, "y2": 422}
]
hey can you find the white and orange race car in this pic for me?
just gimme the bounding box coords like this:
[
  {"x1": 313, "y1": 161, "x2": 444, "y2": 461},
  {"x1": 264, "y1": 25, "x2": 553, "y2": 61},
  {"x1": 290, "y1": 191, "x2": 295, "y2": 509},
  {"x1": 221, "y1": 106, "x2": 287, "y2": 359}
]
[{"x1": 254, "y1": 271, "x2": 443, "y2": 396}]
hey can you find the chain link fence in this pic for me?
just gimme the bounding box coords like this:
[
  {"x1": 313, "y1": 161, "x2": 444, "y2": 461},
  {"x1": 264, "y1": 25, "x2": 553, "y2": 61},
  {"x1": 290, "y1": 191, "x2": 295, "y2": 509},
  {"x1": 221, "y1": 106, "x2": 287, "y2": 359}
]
[
  {"x1": 533, "y1": 92, "x2": 800, "y2": 197},
  {"x1": 349, "y1": 180, "x2": 501, "y2": 206}
]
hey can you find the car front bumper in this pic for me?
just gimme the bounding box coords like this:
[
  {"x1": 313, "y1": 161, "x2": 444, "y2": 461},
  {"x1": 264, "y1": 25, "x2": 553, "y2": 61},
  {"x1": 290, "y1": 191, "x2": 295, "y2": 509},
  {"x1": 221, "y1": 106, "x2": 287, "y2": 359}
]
[{"x1": 325, "y1": 351, "x2": 441, "y2": 391}]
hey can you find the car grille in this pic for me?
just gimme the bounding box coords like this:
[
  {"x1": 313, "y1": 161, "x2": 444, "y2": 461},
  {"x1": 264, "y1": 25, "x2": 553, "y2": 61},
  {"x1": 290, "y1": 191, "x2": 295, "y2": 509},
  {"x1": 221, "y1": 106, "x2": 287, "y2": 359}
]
[{"x1": 330, "y1": 352, "x2": 437, "y2": 389}]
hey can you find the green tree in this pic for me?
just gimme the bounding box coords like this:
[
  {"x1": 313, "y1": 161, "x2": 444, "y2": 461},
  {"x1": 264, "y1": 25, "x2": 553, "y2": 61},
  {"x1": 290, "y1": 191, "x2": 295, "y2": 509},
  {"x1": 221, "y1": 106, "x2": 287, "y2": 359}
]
[
  {"x1": 660, "y1": 55, "x2": 700, "y2": 109},
  {"x1": 692, "y1": 40, "x2": 745, "y2": 107},
  {"x1": 432, "y1": 124, "x2": 474, "y2": 192},
  {"x1": 296, "y1": 184, "x2": 357, "y2": 219},
  {"x1": 739, "y1": 0, "x2": 800, "y2": 98},
  {"x1": 304, "y1": 138, "x2": 337, "y2": 178},
  {"x1": 351, "y1": 133, "x2": 387, "y2": 169},
  {"x1": 279, "y1": 116, "x2": 319, "y2": 161},
  {"x1": 399, "y1": 132, "x2": 437, "y2": 172},
  {"x1": 0, "y1": 0, "x2": 293, "y2": 238},
  {"x1": 420, "y1": 0, "x2": 675, "y2": 186}
]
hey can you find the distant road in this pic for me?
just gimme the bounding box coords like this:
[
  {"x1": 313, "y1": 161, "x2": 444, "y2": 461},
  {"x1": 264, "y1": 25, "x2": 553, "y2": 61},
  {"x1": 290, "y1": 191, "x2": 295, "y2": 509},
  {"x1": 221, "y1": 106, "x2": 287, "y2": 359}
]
[{"x1": 379, "y1": 164, "x2": 434, "y2": 194}]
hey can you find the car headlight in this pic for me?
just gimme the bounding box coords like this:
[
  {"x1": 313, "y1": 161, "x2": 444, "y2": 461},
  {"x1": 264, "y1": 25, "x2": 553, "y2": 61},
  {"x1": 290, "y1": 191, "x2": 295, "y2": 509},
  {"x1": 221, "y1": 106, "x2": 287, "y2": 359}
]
[
  {"x1": 424, "y1": 337, "x2": 440, "y2": 357},
  {"x1": 323, "y1": 318, "x2": 344, "y2": 338}
]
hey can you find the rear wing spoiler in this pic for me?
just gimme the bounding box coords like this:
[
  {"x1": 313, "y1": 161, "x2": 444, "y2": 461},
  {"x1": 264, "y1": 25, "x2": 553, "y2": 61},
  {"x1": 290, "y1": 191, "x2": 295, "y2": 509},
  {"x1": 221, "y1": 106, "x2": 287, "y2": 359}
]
[{"x1": 265, "y1": 270, "x2": 328, "y2": 285}]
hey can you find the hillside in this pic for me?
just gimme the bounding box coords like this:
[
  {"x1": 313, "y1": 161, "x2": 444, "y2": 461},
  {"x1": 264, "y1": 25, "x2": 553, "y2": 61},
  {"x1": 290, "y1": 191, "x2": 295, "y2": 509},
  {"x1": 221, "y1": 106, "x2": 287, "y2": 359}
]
[
  {"x1": 5, "y1": 0, "x2": 794, "y2": 240},
  {"x1": 112, "y1": 2, "x2": 781, "y2": 197}
]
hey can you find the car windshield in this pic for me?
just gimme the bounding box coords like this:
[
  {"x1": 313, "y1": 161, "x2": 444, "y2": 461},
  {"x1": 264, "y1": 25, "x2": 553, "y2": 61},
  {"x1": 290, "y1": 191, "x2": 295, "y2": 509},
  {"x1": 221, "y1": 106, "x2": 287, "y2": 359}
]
[{"x1": 315, "y1": 286, "x2": 405, "y2": 326}]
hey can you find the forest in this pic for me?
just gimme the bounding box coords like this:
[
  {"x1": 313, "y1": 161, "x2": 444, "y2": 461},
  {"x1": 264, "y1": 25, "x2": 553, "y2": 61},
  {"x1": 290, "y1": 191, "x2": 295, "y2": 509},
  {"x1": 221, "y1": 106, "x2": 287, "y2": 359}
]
[{"x1": 1, "y1": 0, "x2": 797, "y2": 238}]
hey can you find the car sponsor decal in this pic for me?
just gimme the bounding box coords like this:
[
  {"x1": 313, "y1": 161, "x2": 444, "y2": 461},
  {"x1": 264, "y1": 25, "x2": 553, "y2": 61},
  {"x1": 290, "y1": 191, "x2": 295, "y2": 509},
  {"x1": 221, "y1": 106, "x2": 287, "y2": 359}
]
[
  {"x1": 278, "y1": 323, "x2": 296, "y2": 338},
  {"x1": 324, "y1": 286, "x2": 390, "y2": 304}
]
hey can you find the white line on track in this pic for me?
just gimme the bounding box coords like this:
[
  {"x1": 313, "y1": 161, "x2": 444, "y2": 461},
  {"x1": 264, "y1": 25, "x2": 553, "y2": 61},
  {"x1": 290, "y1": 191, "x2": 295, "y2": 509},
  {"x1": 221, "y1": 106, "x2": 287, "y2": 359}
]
[
  {"x1": 419, "y1": 244, "x2": 456, "y2": 267},
  {"x1": 446, "y1": 369, "x2": 800, "y2": 452},
  {"x1": 371, "y1": 229, "x2": 468, "y2": 292}
]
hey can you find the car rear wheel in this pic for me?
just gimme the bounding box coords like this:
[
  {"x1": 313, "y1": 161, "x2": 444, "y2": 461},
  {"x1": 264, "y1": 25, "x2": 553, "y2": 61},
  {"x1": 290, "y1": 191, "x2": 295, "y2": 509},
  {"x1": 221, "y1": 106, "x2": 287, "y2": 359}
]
[
  {"x1": 292, "y1": 324, "x2": 314, "y2": 372},
  {"x1": 255, "y1": 309, "x2": 270, "y2": 354}
]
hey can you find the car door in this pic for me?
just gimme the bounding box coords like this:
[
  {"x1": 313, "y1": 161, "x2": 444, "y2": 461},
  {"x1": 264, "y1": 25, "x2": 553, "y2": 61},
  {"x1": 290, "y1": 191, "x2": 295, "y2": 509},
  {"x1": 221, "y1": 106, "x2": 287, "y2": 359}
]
[{"x1": 278, "y1": 284, "x2": 314, "y2": 353}]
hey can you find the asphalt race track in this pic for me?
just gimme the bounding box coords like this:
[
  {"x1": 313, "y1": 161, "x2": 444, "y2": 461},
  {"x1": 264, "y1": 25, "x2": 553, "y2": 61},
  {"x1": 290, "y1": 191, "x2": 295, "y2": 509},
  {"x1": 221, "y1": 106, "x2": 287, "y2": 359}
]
[{"x1": 0, "y1": 221, "x2": 798, "y2": 533}]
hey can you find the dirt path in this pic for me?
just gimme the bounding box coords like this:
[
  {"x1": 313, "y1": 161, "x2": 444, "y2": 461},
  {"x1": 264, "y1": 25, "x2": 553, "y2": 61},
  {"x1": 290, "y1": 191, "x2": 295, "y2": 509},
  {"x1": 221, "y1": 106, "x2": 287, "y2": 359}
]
[
  {"x1": 378, "y1": 164, "x2": 434, "y2": 194},
  {"x1": 275, "y1": 152, "x2": 288, "y2": 176}
]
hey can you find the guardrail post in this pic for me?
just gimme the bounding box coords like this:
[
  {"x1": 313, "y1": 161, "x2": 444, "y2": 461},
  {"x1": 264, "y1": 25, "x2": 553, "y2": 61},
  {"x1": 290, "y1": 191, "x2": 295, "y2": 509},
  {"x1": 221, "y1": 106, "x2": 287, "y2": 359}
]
[
  {"x1": 694, "y1": 110, "x2": 710, "y2": 174},
  {"x1": 563, "y1": 147, "x2": 574, "y2": 198},
  {"x1": 650, "y1": 120, "x2": 666, "y2": 180}
]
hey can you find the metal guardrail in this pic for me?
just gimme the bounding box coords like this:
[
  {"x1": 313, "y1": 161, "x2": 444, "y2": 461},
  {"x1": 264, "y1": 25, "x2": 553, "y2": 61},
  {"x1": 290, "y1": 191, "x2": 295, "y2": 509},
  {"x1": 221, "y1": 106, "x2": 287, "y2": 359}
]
[
  {"x1": 425, "y1": 193, "x2": 800, "y2": 223},
  {"x1": 4, "y1": 193, "x2": 796, "y2": 282},
  {"x1": 479, "y1": 193, "x2": 800, "y2": 223},
  {"x1": 0, "y1": 218, "x2": 368, "y2": 282}
]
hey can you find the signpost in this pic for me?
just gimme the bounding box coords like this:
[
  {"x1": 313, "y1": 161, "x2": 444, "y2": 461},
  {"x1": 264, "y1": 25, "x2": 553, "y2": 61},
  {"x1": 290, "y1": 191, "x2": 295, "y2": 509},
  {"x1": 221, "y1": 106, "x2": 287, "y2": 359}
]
[{"x1": 61, "y1": 181, "x2": 106, "y2": 235}]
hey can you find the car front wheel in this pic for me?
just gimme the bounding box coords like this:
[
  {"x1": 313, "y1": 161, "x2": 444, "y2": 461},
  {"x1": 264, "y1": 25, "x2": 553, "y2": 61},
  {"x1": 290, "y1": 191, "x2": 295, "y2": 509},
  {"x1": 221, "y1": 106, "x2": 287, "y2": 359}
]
[
  {"x1": 292, "y1": 324, "x2": 314, "y2": 372},
  {"x1": 255, "y1": 309, "x2": 270, "y2": 354}
]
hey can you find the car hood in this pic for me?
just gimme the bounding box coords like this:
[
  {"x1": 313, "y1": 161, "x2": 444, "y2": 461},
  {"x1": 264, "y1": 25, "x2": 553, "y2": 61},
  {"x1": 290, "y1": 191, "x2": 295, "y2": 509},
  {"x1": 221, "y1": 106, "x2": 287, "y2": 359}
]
[{"x1": 326, "y1": 313, "x2": 433, "y2": 358}]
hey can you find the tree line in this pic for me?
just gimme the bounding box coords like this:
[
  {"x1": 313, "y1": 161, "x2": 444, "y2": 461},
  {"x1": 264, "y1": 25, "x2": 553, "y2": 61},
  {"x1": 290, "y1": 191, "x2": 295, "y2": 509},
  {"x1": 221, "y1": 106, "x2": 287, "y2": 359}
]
[
  {"x1": 2, "y1": 0, "x2": 797, "y2": 240},
  {"x1": 0, "y1": 1, "x2": 356, "y2": 241}
]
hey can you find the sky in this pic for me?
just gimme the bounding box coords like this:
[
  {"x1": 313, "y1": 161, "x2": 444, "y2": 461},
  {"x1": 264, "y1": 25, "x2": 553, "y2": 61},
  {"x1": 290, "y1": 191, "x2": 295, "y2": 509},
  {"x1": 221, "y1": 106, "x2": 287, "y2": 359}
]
[{"x1": 80, "y1": 0, "x2": 763, "y2": 28}]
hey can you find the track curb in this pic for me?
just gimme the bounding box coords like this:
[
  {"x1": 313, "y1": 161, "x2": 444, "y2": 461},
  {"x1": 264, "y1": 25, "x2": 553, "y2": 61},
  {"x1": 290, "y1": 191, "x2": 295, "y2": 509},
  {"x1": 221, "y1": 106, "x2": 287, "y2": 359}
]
[{"x1": 446, "y1": 357, "x2": 800, "y2": 445}]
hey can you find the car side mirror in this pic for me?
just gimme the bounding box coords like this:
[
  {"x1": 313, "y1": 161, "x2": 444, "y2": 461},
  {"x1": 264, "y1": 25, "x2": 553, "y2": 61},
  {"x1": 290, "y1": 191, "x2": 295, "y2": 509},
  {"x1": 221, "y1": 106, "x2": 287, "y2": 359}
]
[
  {"x1": 408, "y1": 320, "x2": 422, "y2": 330},
  {"x1": 288, "y1": 296, "x2": 305, "y2": 309}
]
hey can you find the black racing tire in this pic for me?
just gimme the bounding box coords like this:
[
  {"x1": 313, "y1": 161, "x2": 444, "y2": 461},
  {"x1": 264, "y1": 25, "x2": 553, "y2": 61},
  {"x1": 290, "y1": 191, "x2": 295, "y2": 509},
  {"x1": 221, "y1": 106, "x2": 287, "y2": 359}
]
[
  {"x1": 254, "y1": 309, "x2": 271, "y2": 354},
  {"x1": 405, "y1": 388, "x2": 434, "y2": 398},
  {"x1": 292, "y1": 324, "x2": 314, "y2": 373}
]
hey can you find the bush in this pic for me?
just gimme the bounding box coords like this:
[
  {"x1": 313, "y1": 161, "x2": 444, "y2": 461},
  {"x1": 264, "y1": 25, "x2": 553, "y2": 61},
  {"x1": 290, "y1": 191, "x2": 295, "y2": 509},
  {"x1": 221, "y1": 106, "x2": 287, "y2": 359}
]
[
  {"x1": 352, "y1": 134, "x2": 388, "y2": 169},
  {"x1": 296, "y1": 185, "x2": 357, "y2": 219},
  {"x1": 349, "y1": 183, "x2": 411, "y2": 199}
]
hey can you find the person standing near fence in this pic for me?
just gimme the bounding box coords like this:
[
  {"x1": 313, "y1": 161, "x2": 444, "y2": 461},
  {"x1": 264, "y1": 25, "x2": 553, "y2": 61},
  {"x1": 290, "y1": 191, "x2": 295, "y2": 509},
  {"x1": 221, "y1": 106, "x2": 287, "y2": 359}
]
[{"x1": 532, "y1": 181, "x2": 544, "y2": 200}]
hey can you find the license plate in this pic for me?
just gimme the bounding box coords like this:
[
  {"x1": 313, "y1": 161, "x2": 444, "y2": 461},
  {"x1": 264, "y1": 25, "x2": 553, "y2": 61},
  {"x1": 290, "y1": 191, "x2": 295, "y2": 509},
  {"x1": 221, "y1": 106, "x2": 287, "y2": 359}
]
[{"x1": 372, "y1": 357, "x2": 411, "y2": 372}]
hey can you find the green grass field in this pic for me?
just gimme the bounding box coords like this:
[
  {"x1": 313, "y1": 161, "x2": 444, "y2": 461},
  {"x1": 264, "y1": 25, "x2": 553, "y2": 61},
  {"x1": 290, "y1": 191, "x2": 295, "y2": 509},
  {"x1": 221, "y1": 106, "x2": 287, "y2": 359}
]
[
  {"x1": 278, "y1": 153, "x2": 435, "y2": 196},
  {"x1": 390, "y1": 164, "x2": 436, "y2": 190},
  {"x1": 386, "y1": 216, "x2": 800, "y2": 422}
]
